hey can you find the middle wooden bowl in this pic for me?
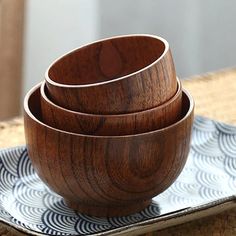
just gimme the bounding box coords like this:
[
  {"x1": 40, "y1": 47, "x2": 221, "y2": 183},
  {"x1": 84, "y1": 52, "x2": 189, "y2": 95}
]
[
  {"x1": 40, "y1": 79, "x2": 182, "y2": 136},
  {"x1": 45, "y1": 34, "x2": 177, "y2": 114}
]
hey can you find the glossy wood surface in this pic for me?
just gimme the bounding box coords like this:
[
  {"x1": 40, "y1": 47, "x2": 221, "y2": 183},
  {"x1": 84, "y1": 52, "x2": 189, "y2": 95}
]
[
  {"x1": 40, "y1": 79, "x2": 182, "y2": 135},
  {"x1": 45, "y1": 34, "x2": 177, "y2": 114},
  {"x1": 24, "y1": 84, "x2": 194, "y2": 217}
]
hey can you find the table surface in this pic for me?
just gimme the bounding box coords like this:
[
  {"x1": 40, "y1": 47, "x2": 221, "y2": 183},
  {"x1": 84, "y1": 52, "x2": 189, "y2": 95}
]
[{"x1": 0, "y1": 67, "x2": 236, "y2": 235}]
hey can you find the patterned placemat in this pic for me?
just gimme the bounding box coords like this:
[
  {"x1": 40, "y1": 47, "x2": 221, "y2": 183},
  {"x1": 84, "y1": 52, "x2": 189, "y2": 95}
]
[{"x1": 0, "y1": 116, "x2": 235, "y2": 236}]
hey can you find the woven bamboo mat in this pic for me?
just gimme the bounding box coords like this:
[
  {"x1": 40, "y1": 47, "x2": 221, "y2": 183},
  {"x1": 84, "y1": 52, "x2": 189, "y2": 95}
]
[
  {"x1": 1, "y1": 67, "x2": 235, "y2": 149},
  {"x1": 182, "y1": 67, "x2": 236, "y2": 125}
]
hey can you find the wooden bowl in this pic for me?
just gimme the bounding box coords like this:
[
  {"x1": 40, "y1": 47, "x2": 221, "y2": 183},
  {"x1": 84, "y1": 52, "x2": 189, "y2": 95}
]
[
  {"x1": 40, "y1": 79, "x2": 182, "y2": 136},
  {"x1": 45, "y1": 34, "x2": 177, "y2": 114},
  {"x1": 24, "y1": 84, "x2": 194, "y2": 217}
]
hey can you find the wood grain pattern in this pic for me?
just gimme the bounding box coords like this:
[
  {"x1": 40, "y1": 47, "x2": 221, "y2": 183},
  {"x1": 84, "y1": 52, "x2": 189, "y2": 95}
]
[
  {"x1": 0, "y1": 0, "x2": 24, "y2": 120},
  {"x1": 45, "y1": 35, "x2": 177, "y2": 114},
  {"x1": 40, "y1": 79, "x2": 182, "y2": 135},
  {"x1": 24, "y1": 84, "x2": 194, "y2": 217}
]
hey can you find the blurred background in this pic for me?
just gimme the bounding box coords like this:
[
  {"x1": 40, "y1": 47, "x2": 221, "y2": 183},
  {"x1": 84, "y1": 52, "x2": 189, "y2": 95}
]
[{"x1": 1, "y1": 0, "x2": 236, "y2": 120}]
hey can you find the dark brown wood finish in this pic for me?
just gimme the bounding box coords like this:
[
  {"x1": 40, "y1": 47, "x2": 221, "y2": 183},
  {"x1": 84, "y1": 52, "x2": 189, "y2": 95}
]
[
  {"x1": 45, "y1": 34, "x2": 177, "y2": 114},
  {"x1": 24, "y1": 84, "x2": 194, "y2": 217},
  {"x1": 40, "y1": 79, "x2": 182, "y2": 135}
]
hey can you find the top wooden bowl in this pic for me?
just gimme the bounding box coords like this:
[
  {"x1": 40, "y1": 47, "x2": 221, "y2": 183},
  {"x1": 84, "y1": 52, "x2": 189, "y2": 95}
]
[{"x1": 45, "y1": 34, "x2": 177, "y2": 114}]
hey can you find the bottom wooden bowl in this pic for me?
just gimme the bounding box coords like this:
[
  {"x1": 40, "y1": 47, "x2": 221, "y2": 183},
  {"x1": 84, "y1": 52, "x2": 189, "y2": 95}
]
[{"x1": 24, "y1": 84, "x2": 194, "y2": 217}]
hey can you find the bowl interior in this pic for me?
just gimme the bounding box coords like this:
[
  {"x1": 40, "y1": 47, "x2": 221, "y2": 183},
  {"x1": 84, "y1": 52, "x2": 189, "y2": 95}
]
[{"x1": 47, "y1": 35, "x2": 166, "y2": 85}]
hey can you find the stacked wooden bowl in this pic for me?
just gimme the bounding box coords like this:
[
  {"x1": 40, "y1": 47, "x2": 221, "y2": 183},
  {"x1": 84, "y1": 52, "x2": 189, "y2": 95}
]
[{"x1": 24, "y1": 34, "x2": 194, "y2": 217}]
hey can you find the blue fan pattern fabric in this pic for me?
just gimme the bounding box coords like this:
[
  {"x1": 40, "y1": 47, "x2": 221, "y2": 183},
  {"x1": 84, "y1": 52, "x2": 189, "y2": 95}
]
[{"x1": 0, "y1": 116, "x2": 235, "y2": 235}]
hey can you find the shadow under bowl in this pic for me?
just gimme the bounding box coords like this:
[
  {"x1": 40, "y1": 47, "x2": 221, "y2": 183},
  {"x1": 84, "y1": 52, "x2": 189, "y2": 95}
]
[
  {"x1": 45, "y1": 34, "x2": 177, "y2": 114},
  {"x1": 24, "y1": 84, "x2": 194, "y2": 217}
]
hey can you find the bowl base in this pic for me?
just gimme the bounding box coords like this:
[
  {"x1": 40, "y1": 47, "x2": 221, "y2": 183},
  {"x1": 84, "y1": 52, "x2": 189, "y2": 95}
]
[{"x1": 64, "y1": 199, "x2": 151, "y2": 217}]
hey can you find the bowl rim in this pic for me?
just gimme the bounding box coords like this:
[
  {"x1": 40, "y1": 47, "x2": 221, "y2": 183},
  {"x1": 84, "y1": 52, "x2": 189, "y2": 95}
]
[
  {"x1": 45, "y1": 34, "x2": 171, "y2": 88},
  {"x1": 24, "y1": 82, "x2": 194, "y2": 139},
  {"x1": 40, "y1": 78, "x2": 182, "y2": 118}
]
